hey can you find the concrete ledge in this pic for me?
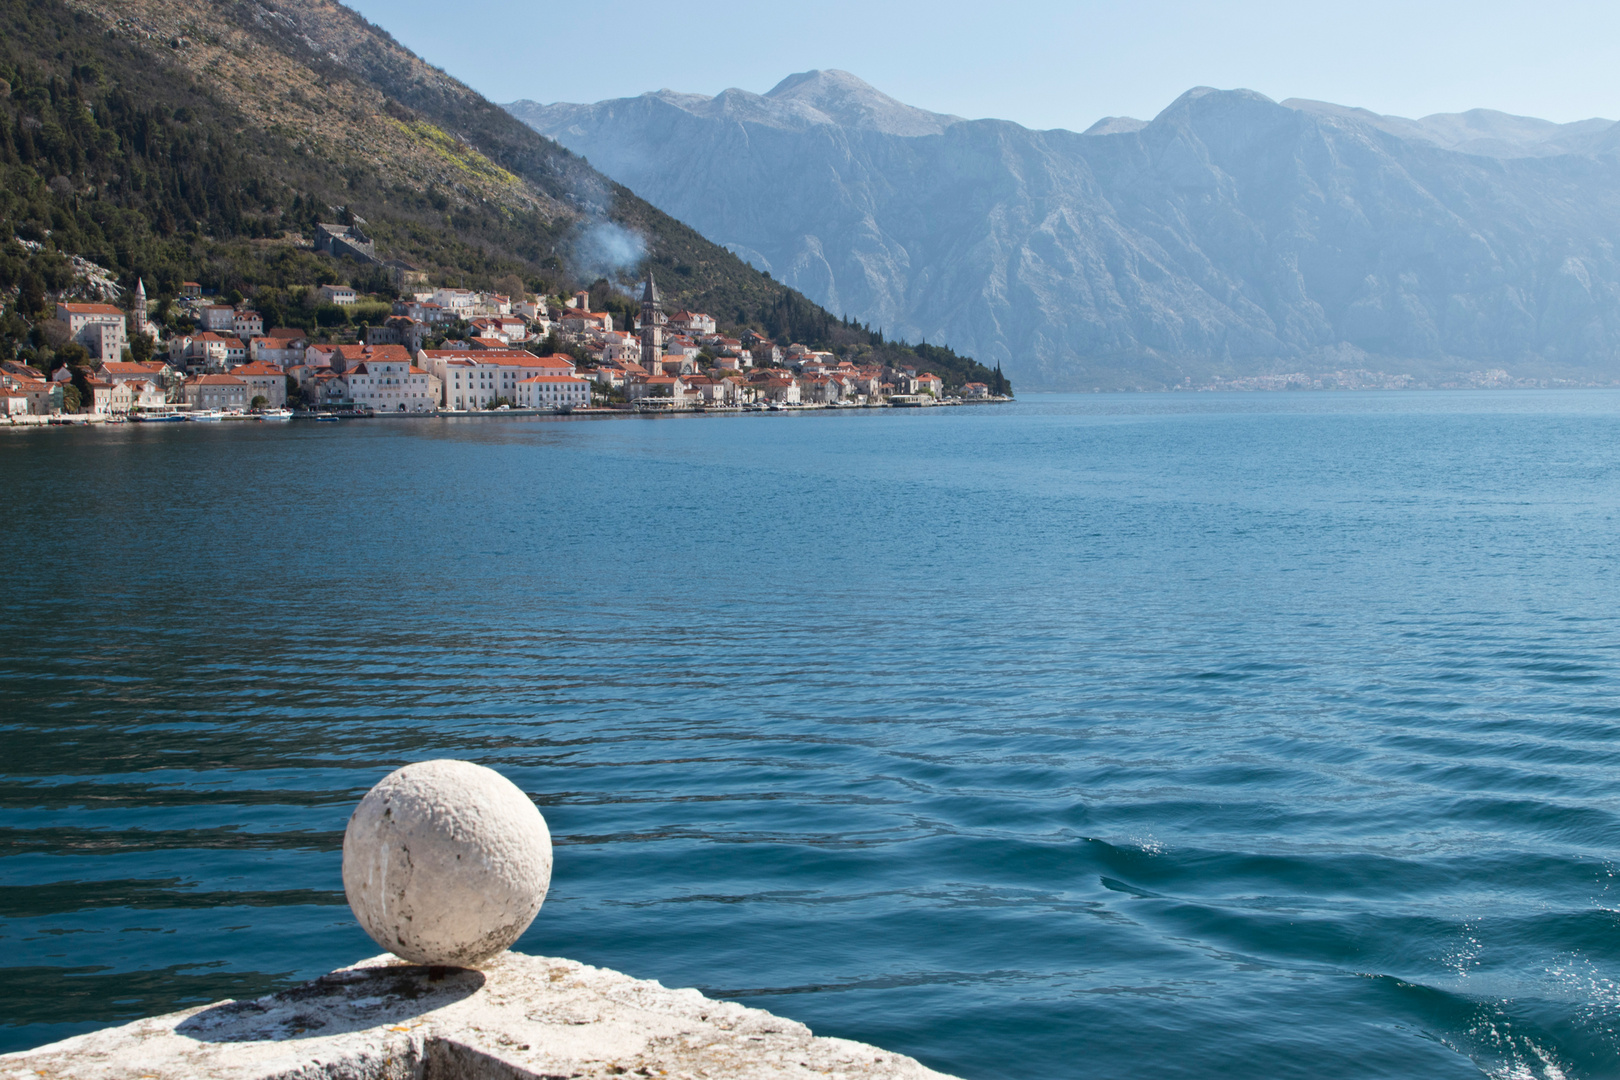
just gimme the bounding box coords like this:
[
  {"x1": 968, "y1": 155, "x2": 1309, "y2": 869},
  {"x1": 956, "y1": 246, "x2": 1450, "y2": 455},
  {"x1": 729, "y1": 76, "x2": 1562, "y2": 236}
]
[{"x1": 1, "y1": 952, "x2": 958, "y2": 1080}]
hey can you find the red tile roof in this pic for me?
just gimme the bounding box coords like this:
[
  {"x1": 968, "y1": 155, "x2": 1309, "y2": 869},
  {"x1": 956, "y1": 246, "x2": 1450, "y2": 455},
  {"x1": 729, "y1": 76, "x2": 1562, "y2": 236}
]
[{"x1": 421, "y1": 349, "x2": 538, "y2": 361}]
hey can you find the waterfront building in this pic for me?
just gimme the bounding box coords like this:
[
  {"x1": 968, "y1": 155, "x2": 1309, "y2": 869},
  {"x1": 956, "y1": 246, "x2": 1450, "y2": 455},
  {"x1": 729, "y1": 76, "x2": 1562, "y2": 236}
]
[
  {"x1": 0, "y1": 366, "x2": 61, "y2": 415},
  {"x1": 229, "y1": 361, "x2": 289, "y2": 409},
  {"x1": 800, "y1": 375, "x2": 843, "y2": 404},
  {"x1": 514, "y1": 374, "x2": 591, "y2": 410},
  {"x1": 310, "y1": 368, "x2": 349, "y2": 406},
  {"x1": 127, "y1": 379, "x2": 168, "y2": 412},
  {"x1": 685, "y1": 374, "x2": 741, "y2": 406},
  {"x1": 434, "y1": 358, "x2": 479, "y2": 410},
  {"x1": 340, "y1": 346, "x2": 438, "y2": 412},
  {"x1": 182, "y1": 373, "x2": 250, "y2": 411},
  {"x1": 419, "y1": 350, "x2": 575, "y2": 410},
  {"x1": 83, "y1": 377, "x2": 133, "y2": 415},
  {"x1": 625, "y1": 373, "x2": 693, "y2": 405},
  {"x1": 755, "y1": 377, "x2": 802, "y2": 405}
]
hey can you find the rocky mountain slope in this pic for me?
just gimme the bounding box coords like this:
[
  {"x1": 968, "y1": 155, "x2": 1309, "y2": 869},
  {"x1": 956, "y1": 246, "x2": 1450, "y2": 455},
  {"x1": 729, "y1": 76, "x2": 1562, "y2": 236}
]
[
  {"x1": 511, "y1": 73, "x2": 1620, "y2": 389},
  {"x1": 3, "y1": 0, "x2": 905, "y2": 354}
]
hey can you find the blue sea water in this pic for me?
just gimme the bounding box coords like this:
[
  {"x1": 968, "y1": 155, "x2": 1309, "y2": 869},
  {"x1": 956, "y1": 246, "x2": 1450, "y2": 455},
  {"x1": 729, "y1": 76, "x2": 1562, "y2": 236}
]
[{"x1": 4, "y1": 391, "x2": 1620, "y2": 1079}]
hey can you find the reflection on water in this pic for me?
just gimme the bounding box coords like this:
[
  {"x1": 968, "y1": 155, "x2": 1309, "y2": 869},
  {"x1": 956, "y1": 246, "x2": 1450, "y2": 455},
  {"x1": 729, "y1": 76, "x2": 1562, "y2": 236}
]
[{"x1": 5, "y1": 393, "x2": 1620, "y2": 1080}]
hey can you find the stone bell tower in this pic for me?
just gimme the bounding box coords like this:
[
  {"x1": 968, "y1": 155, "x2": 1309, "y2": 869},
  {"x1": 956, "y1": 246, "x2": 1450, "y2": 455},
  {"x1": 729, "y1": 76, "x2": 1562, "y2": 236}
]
[
  {"x1": 639, "y1": 272, "x2": 664, "y2": 370},
  {"x1": 131, "y1": 278, "x2": 149, "y2": 338}
]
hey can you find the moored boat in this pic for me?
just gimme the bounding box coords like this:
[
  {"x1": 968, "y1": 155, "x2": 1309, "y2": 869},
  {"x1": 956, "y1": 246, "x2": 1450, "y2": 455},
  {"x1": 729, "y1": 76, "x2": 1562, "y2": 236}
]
[{"x1": 131, "y1": 406, "x2": 187, "y2": 422}]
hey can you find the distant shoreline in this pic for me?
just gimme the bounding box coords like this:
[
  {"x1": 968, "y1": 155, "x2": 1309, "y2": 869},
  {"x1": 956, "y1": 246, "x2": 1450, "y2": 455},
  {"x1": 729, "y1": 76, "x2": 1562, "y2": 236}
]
[{"x1": 1, "y1": 398, "x2": 1015, "y2": 429}]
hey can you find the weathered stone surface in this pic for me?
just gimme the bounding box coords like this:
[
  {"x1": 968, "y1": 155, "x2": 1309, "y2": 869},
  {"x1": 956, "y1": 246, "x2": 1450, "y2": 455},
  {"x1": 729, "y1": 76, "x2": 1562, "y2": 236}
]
[
  {"x1": 0, "y1": 952, "x2": 958, "y2": 1080},
  {"x1": 344, "y1": 760, "x2": 552, "y2": 967}
]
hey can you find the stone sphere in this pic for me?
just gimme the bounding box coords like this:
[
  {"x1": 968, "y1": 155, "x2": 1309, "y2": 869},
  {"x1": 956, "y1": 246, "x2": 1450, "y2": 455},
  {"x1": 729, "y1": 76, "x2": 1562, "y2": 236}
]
[{"x1": 343, "y1": 759, "x2": 552, "y2": 967}]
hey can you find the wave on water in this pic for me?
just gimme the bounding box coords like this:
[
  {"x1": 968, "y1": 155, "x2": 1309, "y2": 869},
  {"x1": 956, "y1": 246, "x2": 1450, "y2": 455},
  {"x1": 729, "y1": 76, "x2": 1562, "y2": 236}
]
[{"x1": 4, "y1": 391, "x2": 1620, "y2": 1079}]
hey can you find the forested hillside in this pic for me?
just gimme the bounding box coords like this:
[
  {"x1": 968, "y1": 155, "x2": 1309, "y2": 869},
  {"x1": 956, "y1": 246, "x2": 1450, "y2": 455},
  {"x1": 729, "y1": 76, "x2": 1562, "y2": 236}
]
[{"x1": 0, "y1": 0, "x2": 1006, "y2": 391}]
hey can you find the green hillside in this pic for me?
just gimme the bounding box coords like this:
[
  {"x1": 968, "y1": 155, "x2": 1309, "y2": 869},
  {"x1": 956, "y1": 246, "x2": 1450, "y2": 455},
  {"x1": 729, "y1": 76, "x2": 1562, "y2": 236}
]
[{"x1": 0, "y1": 0, "x2": 1008, "y2": 392}]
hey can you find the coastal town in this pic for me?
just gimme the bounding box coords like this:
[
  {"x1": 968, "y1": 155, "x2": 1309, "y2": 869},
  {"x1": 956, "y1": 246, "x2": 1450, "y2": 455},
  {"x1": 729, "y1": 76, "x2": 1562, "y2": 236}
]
[{"x1": 0, "y1": 244, "x2": 1004, "y2": 425}]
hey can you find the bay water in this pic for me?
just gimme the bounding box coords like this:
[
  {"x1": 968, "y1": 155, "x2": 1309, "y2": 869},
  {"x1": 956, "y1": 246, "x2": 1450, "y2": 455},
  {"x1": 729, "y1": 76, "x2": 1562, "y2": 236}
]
[{"x1": 5, "y1": 391, "x2": 1620, "y2": 1079}]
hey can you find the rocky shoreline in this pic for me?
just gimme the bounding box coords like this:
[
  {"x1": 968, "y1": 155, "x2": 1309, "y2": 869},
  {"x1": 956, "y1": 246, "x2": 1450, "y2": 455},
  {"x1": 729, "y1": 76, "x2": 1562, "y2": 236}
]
[{"x1": 0, "y1": 952, "x2": 956, "y2": 1080}]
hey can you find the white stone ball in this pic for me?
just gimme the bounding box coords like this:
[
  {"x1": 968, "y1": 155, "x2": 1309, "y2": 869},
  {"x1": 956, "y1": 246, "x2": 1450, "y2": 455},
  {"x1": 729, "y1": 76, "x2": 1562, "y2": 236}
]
[{"x1": 342, "y1": 759, "x2": 552, "y2": 968}]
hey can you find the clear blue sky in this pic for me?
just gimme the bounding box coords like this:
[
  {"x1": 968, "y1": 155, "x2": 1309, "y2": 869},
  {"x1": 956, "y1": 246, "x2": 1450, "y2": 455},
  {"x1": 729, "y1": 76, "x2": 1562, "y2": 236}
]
[{"x1": 347, "y1": 0, "x2": 1619, "y2": 129}]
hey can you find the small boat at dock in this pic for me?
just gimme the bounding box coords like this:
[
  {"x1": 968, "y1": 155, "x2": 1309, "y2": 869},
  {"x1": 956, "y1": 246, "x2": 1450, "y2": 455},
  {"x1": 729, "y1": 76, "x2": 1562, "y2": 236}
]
[{"x1": 131, "y1": 406, "x2": 187, "y2": 422}]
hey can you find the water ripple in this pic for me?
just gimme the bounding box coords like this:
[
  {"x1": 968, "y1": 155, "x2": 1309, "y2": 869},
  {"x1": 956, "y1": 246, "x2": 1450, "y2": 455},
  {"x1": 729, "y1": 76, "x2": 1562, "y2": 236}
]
[{"x1": 4, "y1": 391, "x2": 1620, "y2": 1080}]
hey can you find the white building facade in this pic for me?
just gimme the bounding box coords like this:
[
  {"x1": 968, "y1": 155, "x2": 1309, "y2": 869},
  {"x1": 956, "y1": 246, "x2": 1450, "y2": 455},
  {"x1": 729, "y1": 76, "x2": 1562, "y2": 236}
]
[
  {"x1": 343, "y1": 352, "x2": 439, "y2": 413},
  {"x1": 514, "y1": 375, "x2": 591, "y2": 410},
  {"x1": 54, "y1": 303, "x2": 128, "y2": 360},
  {"x1": 420, "y1": 350, "x2": 576, "y2": 411},
  {"x1": 182, "y1": 374, "x2": 250, "y2": 411}
]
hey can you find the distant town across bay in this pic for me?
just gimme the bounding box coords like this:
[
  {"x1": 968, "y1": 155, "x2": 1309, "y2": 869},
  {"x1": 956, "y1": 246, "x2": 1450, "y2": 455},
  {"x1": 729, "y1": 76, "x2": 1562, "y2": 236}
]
[{"x1": 2, "y1": 255, "x2": 1009, "y2": 427}]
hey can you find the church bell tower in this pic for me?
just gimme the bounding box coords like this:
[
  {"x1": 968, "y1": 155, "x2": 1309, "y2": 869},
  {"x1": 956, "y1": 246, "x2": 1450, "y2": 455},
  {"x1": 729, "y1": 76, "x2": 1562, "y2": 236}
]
[
  {"x1": 639, "y1": 272, "x2": 664, "y2": 370},
  {"x1": 132, "y1": 278, "x2": 149, "y2": 338}
]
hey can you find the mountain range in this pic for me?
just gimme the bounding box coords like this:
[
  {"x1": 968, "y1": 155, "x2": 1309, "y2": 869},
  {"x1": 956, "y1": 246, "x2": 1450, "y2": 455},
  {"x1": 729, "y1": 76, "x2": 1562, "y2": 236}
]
[{"x1": 510, "y1": 72, "x2": 1620, "y2": 389}]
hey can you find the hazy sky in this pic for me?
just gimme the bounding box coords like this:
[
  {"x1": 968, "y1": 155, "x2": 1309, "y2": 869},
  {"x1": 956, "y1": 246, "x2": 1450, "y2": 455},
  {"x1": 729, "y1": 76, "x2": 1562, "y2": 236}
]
[{"x1": 346, "y1": 0, "x2": 1618, "y2": 130}]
